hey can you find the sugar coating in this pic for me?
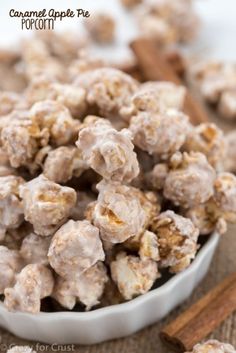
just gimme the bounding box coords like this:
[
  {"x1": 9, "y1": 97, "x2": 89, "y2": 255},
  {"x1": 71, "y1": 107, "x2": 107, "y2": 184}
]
[
  {"x1": 151, "y1": 210, "x2": 199, "y2": 273},
  {"x1": 4, "y1": 264, "x2": 54, "y2": 313},
  {"x1": 76, "y1": 116, "x2": 139, "y2": 182},
  {"x1": 184, "y1": 123, "x2": 226, "y2": 170},
  {"x1": 53, "y1": 262, "x2": 108, "y2": 310},
  {"x1": 0, "y1": 246, "x2": 24, "y2": 294},
  {"x1": 75, "y1": 68, "x2": 139, "y2": 119},
  {"x1": 186, "y1": 340, "x2": 236, "y2": 353},
  {"x1": 48, "y1": 220, "x2": 105, "y2": 278},
  {"x1": 7, "y1": 347, "x2": 36, "y2": 353},
  {"x1": 43, "y1": 146, "x2": 87, "y2": 183},
  {"x1": 84, "y1": 13, "x2": 116, "y2": 44},
  {"x1": 0, "y1": 176, "x2": 25, "y2": 240},
  {"x1": 19, "y1": 174, "x2": 76, "y2": 236},
  {"x1": 129, "y1": 110, "x2": 190, "y2": 159},
  {"x1": 164, "y1": 152, "x2": 216, "y2": 208},
  {"x1": 20, "y1": 233, "x2": 51, "y2": 265},
  {"x1": 110, "y1": 252, "x2": 159, "y2": 300}
]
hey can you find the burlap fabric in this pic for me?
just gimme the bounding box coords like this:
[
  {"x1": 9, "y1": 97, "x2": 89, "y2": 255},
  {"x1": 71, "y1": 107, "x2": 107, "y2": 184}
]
[{"x1": 1, "y1": 223, "x2": 235, "y2": 353}]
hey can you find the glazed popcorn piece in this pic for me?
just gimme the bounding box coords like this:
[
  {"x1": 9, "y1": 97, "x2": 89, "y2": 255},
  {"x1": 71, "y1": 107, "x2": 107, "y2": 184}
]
[
  {"x1": 1, "y1": 112, "x2": 49, "y2": 169},
  {"x1": 4, "y1": 264, "x2": 54, "y2": 314},
  {"x1": 53, "y1": 262, "x2": 108, "y2": 310},
  {"x1": 219, "y1": 89, "x2": 236, "y2": 120},
  {"x1": 20, "y1": 233, "x2": 51, "y2": 265},
  {"x1": 75, "y1": 68, "x2": 139, "y2": 119},
  {"x1": 139, "y1": 230, "x2": 160, "y2": 261},
  {"x1": 0, "y1": 91, "x2": 27, "y2": 116},
  {"x1": 7, "y1": 347, "x2": 36, "y2": 353},
  {"x1": 43, "y1": 146, "x2": 87, "y2": 183},
  {"x1": 145, "y1": 163, "x2": 169, "y2": 190},
  {"x1": 0, "y1": 246, "x2": 23, "y2": 294},
  {"x1": 110, "y1": 252, "x2": 159, "y2": 300},
  {"x1": 19, "y1": 174, "x2": 76, "y2": 236},
  {"x1": 151, "y1": 210, "x2": 199, "y2": 273},
  {"x1": 76, "y1": 116, "x2": 139, "y2": 182},
  {"x1": 0, "y1": 147, "x2": 16, "y2": 177},
  {"x1": 30, "y1": 100, "x2": 79, "y2": 146},
  {"x1": 184, "y1": 123, "x2": 226, "y2": 170},
  {"x1": 224, "y1": 131, "x2": 236, "y2": 173},
  {"x1": 84, "y1": 13, "x2": 116, "y2": 44},
  {"x1": 92, "y1": 181, "x2": 148, "y2": 244},
  {"x1": 129, "y1": 110, "x2": 190, "y2": 159},
  {"x1": 48, "y1": 220, "x2": 105, "y2": 278},
  {"x1": 121, "y1": 82, "x2": 186, "y2": 121},
  {"x1": 186, "y1": 340, "x2": 236, "y2": 353},
  {"x1": 164, "y1": 152, "x2": 216, "y2": 208},
  {"x1": 213, "y1": 173, "x2": 236, "y2": 223},
  {"x1": 0, "y1": 176, "x2": 25, "y2": 240}
]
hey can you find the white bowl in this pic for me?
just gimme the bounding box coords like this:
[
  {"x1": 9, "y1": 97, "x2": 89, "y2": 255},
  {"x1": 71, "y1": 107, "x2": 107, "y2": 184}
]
[{"x1": 0, "y1": 232, "x2": 219, "y2": 345}]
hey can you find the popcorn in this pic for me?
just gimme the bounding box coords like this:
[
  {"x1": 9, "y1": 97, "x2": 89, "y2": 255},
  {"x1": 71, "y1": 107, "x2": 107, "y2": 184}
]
[
  {"x1": 0, "y1": 91, "x2": 27, "y2": 116},
  {"x1": 84, "y1": 13, "x2": 116, "y2": 44},
  {"x1": 76, "y1": 116, "x2": 139, "y2": 182},
  {"x1": 164, "y1": 152, "x2": 216, "y2": 208},
  {"x1": 151, "y1": 210, "x2": 199, "y2": 273},
  {"x1": 53, "y1": 262, "x2": 108, "y2": 310},
  {"x1": 186, "y1": 340, "x2": 236, "y2": 353},
  {"x1": 110, "y1": 252, "x2": 159, "y2": 300},
  {"x1": 43, "y1": 146, "x2": 87, "y2": 183},
  {"x1": 0, "y1": 176, "x2": 25, "y2": 240},
  {"x1": 48, "y1": 220, "x2": 105, "y2": 278},
  {"x1": 139, "y1": 230, "x2": 160, "y2": 261},
  {"x1": 129, "y1": 110, "x2": 190, "y2": 159},
  {"x1": 19, "y1": 174, "x2": 76, "y2": 236},
  {"x1": 20, "y1": 232, "x2": 51, "y2": 265},
  {"x1": 4, "y1": 264, "x2": 54, "y2": 313},
  {"x1": 224, "y1": 131, "x2": 236, "y2": 173},
  {"x1": 0, "y1": 246, "x2": 23, "y2": 294}
]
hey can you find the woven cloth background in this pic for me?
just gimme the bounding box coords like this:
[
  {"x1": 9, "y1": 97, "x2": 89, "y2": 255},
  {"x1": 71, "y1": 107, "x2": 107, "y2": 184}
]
[{"x1": 1, "y1": 223, "x2": 236, "y2": 353}]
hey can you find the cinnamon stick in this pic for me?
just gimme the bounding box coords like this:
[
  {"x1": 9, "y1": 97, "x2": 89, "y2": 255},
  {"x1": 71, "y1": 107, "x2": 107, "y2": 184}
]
[
  {"x1": 160, "y1": 272, "x2": 236, "y2": 352},
  {"x1": 130, "y1": 38, "x2": 209, "y2": 125}
]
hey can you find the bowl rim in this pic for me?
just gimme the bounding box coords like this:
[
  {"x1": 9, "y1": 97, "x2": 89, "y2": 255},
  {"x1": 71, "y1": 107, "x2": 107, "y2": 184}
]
[{"x1": 0, "y1": 231, "x2": 220, "y2": 321}]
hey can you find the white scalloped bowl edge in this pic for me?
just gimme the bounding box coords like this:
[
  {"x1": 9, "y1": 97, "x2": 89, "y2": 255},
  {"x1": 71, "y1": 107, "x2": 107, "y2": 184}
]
[{"x1": 0, "y1": 232, "x2": 220, "y2": 345}]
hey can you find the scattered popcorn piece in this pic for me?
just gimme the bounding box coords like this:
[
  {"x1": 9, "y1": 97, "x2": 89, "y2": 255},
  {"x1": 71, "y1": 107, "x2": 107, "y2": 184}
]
[
  {"x1": 186, "y1": 340, "x2": 236, "y2": 353},
  {"x1": 184, "y1": 123, "x2": 226, "y2": 170},
  {"x1": 0, "y1": 176, "x2": 25, "y2": 240},
  {"x1": 7, "y1": 346, "x2": 36, "y2": 353},
  {"x1": 151, "y1": 210, "x2": 199, "y2": 273},
  {"x1": 164, "y1": 152, "x2": 216, "y2": 208},
  {"x1": 19, "y1": 174, "x2": 76, "y2": 236},
  {"x1": 4, "y1": 264, "x2": 54, "y2": 313},
  {"x1": 48, "y1": 220, "x2": 105, "y2": 278},
  {"x1": 53, "y1": 262, "x2": 108, "y2": 310},
  {"x1": 219, "y1": 89, "x2": 236, "y2": 120},
  {"x1": 129, "y1": 110, "x2": 190, "y2": 159},
  {"x1": 139, "y1": 230, "x2": 160, "y2": 261},
  {"x1": 84, "y1": 13, "x2": 116, "y2": 44},
  {"x1": 20, "y1": 233, "x2": 51, "y2": 265},
  {"x1": 110, "y1": 252, "x2": 159, "y2": 300},
  {"x1": 0, "y1": 246, "x2": 23, "y2": 294},
  {"x1": 76, "y1": 116, "x2": 139, "y2": 182},
  {"x1": 43, "y1": 146, "x2": 87, "y2": 183},
  {"x1": 75, "y1": 68, "x2": 139, "y2": 119}
]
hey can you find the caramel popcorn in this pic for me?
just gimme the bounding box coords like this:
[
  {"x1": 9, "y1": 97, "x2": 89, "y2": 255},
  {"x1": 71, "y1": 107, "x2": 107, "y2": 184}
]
[
  {"x1": 0, "y1": 176, "x2": 25, "y2": 240},
  {"x1": 4, "y1": 264, "x2": 54, "y2": 313},
  {"x1": 186, "y1": 340, "x2": 236, "y2": 353},
  {"x1": 84, "y1": 13, "x2": 116, "y2": 44},
  {"x1": 129, "y1": 110, "x2": 190, "y2": 159},
  {"x1": 43, "y1": 146, "x2": 87, "y2": 183},
  {"x1": 76, "y1": 116, "x2": 139, "y2": 182},
  {"x1": 184, "y1": 123, "x2": 226, "y2": 170},
  {"x1": 151, "y1": 210, "x2": 199, "y2": 273},
  {"x1": 20, "y1": 233, "x2": 51, "y2": 265},
  {"x1": 0, "y1": 246, "x2": 23, "y2": 294},
  {"x1": 7, "y1": 347, "x2": 36, "y2": 353},
  {"x1": 75, "y1": 68, "x2": 139, "y2": 119},
  {"x1": 0, "y1": 147, "x2": 16, "y2": 177},
  {"x1": 139, "y1": 230, "x2": 160, "y2": 261},
  {"x1": 0, "y1": 91, "x2": 27, "y2": 116},
  {"x1": 48, "y1": 220, "x2": 105, "y2": 278},
  {"x1": 110, "y1": 252, "x2": 159, "y2": 300},
  {"x1": 53, "y1": 262, "x2": 108, "y2": 310},
  {"x1": 19, "y1": 174, "x2": 76, "y2": 236},
  {"x1": 164, "y1": 152, "x2": 216, "y2": 208}
]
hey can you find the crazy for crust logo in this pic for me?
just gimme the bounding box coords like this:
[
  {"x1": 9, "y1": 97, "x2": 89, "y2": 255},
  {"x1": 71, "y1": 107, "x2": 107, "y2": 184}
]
[{"x1": 9, "y1": 8, "x2": 90, "y2": 30}]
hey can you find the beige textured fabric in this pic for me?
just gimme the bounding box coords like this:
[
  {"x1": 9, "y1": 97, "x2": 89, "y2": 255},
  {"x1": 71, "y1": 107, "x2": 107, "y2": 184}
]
[{"x1": 1, "y1": 224, "x2": 236, "y2": 353}]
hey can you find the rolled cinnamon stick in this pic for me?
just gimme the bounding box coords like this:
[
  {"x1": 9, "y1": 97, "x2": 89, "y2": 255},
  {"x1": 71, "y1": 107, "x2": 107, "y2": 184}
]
[
  {"x1": 130, "y1": 38, "x2": 209, "y2": 125},
  {"x1": 160, "y1": 272, "x2": 236, "y2": 352}
]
